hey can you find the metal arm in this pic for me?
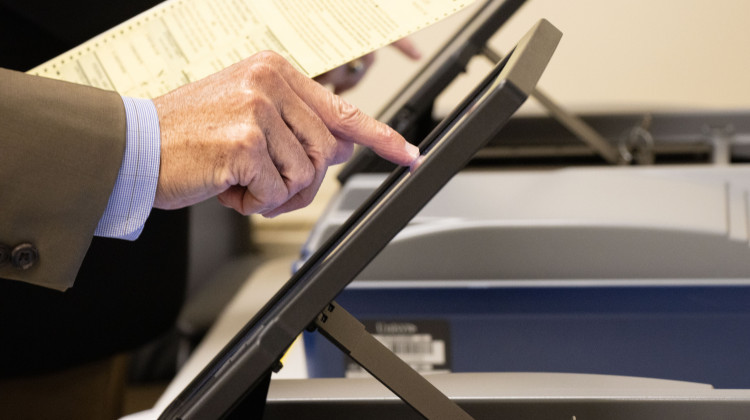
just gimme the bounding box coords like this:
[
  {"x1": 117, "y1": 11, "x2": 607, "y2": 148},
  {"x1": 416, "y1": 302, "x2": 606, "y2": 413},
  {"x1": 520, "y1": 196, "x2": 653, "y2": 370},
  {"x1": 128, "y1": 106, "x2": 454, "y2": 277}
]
[
  {"x1": 313, "y1": 301, "x2": 475, "y2": 420},
  {"x1": 482, "y1": 46, "x2": 627, "y2": 165}
]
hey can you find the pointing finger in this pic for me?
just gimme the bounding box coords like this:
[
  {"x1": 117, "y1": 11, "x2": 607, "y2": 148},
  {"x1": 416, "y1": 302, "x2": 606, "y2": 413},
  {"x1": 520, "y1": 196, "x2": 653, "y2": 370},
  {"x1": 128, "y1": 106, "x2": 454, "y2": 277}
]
[{"x1": 273, "y1": 55, "x2": 419, "y2": 166}]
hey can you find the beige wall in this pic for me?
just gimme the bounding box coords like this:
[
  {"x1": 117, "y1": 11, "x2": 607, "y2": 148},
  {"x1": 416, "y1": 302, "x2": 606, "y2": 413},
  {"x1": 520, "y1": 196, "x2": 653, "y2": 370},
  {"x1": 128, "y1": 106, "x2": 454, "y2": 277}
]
[
  {"x1": 351, "y1": 0, "x2": 750, "y2": 114},
  {"x1": 255, "y1": 0, "x2": 750, "y2": 240}
]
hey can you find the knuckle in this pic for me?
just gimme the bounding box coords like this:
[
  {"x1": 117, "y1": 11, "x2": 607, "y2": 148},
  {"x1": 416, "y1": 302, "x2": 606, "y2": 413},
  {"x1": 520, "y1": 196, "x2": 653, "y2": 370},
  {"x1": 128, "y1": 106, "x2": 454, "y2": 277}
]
[
  {"x1": 254, "y1": 50, "x2": 285, "y2": 65},
  {"x1": 212, "y1": 167, "x2": 235, "y2": 191},
  {"x1": 231, "y1": 125, "x2": 266, "y2": 156},
  {"x1": 236, "y1": 85, "x2": 277, "y2": 118},
  {"x1": 243, "y1": 51, "x2": 288, "y2": 84},
  {"x1": 244, "y1": 91, "x2": 274, "y2": 111},
  {"x1": 301, "y1": 160, "x2": 317, "y2": 185},
  {"x1": 284, "y1": 161, "x2": 315, "y2": 196},
  {"x1": 252, "y1": 174, "x2": 287, "y2": 213},
  {"x1": 315, "y1": 134, "x2": 339, "y2": 164},
  {"x1": 330, "y1": 96, "x2": 362, "y2": 130},
  {"x1": 245, "y1": 125, "x2": 268, "y2": 146},
  {"x1": 296, "y1": 190, "x2": 315, "y2": 209},
  {"x1": 213, "y1": 131, "x2": 266, "y2": 190},
  {"x1": 268, "y1": 186, "x2": 290, "y2": 209},
  {"x1": 298, "y1": 123, "x2": 338, "y2": 165},
  {"x1": 247, "y1": 62, "x2": 274, "y2": 82},
  {"x1": 326, "y1": 95, "x2": 388, "y2": 144}
]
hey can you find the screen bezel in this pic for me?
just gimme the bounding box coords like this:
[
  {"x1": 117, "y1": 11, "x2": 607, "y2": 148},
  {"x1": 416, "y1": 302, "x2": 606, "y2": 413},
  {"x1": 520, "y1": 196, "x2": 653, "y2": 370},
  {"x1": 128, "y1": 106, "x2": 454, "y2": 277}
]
[
  {"x1": 337, "y1": 0, "x2": 527, "y2": 182},
  {"x1": 160, "y1": 19, "x2": 561, "y2": 419}
]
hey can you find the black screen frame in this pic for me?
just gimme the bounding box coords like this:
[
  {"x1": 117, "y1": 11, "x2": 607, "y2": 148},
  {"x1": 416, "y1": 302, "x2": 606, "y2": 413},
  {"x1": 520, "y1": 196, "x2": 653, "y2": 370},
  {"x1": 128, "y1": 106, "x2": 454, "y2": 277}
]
[
  {"x1": 159, "y1": 19, "x2": 561, "y2": 420},
  {"x1": 337, "y1": 0, "x2": 527, "y2": 183}
]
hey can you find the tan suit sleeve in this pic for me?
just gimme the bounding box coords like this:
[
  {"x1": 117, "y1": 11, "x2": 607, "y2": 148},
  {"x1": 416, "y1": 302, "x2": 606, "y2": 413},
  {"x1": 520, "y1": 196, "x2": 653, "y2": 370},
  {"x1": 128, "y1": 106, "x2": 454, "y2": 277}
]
[{"x1": 0, "y1": 68, "x2": 127, "y2": 290}]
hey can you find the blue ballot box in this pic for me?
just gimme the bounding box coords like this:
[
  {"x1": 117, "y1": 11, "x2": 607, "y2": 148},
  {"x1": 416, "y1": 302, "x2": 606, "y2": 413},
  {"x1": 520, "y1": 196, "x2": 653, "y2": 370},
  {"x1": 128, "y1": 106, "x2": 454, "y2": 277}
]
[
  {"x1": 303, "y1": 282, "x2": 750, "y2": 388},
  {"x1": 300, "y1": 168, "x2": 750, "y2": 388}
]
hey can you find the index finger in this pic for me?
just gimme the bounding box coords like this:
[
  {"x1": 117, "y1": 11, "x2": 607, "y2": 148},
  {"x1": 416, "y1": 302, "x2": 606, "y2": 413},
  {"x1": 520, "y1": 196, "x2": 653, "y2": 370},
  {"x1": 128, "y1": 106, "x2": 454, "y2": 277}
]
[
  {"x1": 325, "y1": 96, "x2": 420, "y2": 166},
  {"x1": 276, "y1": 56, "x2": 420, "y2": 166}
]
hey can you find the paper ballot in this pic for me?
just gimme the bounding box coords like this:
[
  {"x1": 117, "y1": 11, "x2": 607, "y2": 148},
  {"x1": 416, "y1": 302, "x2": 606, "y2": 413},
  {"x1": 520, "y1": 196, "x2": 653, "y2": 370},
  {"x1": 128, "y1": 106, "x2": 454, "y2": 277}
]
[{"x1": 28, "y1": 0, "x2": 473, "y2": 98}]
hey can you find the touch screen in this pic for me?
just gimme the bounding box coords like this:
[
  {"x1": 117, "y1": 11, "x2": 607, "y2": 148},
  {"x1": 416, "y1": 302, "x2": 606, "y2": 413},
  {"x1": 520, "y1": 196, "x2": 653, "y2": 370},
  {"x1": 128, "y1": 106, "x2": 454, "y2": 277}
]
[{"x1": 160, "y1": 19, "x2": 561, "y2": 419}]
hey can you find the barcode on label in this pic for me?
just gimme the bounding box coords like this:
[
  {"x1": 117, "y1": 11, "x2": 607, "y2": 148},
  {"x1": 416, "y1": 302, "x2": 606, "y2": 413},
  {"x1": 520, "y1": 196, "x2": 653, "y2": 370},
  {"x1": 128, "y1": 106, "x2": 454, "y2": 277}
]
[
  {"x1": 375, "y1": 334, "x2": 446, "y2": 365},
  {"x1": 345, "y1": 319, "x2": 451, "y2": 378}
]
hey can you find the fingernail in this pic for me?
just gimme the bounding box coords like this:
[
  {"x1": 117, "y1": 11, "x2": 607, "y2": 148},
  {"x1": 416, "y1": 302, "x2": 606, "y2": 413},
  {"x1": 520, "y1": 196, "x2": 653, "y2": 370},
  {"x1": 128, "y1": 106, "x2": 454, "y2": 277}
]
[
  {"x1": 409, "y1": 155, "x2": 426, "y2": 173},
  {"x1": 405, "y1": 142, "x2": 420, "y2": 162}
]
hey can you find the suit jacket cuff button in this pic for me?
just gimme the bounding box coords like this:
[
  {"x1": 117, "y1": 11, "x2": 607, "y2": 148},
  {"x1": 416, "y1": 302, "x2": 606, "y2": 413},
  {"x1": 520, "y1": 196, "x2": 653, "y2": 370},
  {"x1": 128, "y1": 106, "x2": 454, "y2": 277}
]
[{"x1": 12, "y1": 243, "x2": 39, "y2": 270}]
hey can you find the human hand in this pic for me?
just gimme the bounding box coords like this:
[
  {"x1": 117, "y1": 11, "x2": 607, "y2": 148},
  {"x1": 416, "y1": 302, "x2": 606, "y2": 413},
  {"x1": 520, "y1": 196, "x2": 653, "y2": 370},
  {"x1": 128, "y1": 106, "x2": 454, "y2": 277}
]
[
  {"x1": 152, "y1": 51, "x2": 419, "y2": 217},
  {"x1": 314, "y1": 38, "x2": 422, "y2": 94}
]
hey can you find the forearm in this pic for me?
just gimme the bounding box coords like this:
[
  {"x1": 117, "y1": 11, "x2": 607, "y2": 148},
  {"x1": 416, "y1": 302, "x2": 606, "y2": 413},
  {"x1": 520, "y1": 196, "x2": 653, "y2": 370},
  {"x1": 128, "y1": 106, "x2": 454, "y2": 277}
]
[
  {"x1": 0, "y1": 50, "x2": 418, "y2": 290},
  {"x1": 0, "y1": 68, "x2": 126, "y2": 290}
]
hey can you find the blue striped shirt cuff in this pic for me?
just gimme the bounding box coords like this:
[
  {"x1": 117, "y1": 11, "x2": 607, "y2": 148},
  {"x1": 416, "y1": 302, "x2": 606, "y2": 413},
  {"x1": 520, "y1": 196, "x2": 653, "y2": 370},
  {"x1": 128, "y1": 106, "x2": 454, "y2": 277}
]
[{"x1": 95, "y1": 97, "x2": 160, "y2": 240}]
